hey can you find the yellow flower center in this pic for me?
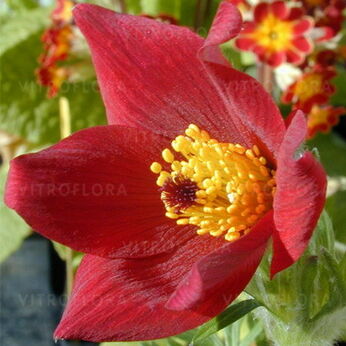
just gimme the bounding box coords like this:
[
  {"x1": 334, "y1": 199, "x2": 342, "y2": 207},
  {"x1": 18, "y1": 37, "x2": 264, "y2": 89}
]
[
  {"x1": 150, "y1": 124, "x2": 276, "y2": 242},
  {"x1": 307, "y1": 105, "x2": 329, "y2": 129},
  {"x1": 294, "y1": 73, "x2": 323, "y2": 102},
  {"x1": 251, "y1": 13, "x2": 293, "y2": 53}
]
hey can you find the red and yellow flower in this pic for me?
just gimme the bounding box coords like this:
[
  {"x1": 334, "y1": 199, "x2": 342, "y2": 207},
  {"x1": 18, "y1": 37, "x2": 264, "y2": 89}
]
[
  {"x1": 235, "y1": 1, "x2": 314, "y2": 67},
  {"x1": 51, "y1": 0, "x2": 75, "y2": 24},
  {"x1": 36, "y1": 0, "x2": 75, "y2": 97},
  {"x1": 5, "y1": 2, "x2": 326, "y2": 342},
  {"x1": 228, "y1": 0, "x2": 251, "y2": 14},
  {"x1": 307, "y1": 105, "x2": 346, "y2": 138},
  {"x1": 299, "y1": 0, "x2": 346, "y2": 38},
  {"x1": 282, "y1": 67, "x2": 336, "y2": 113}
]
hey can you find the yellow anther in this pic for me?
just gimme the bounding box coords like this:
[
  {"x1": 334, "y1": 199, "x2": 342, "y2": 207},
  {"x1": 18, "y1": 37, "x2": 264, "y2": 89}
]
[
  {"x1": 162, "y1": 148, "x2": 174, "y2": 163},
  {"x1": 150, "y1": 162, "x2": 162, "y2": 174},
  {"x1": 225, "y1": 231, "x2": 241, "y2": 242},
  {"x1": 150, "y1": 124, "x2": 276, "y2": 242},
  {"x1": 171, "y1": 161, "x2": 181, "y2": 171},
  {"x1": 253, "y1": 145, "x2": 260, "y2": 156},
  {"x1": 245, "y1": 149, "x2": 255, "y2": 160},
  {"x1": 259, "y1": 156, "x2": 267, "y2": 165},
  {"x1": 177, "y1": 218, "x2": 189, "y2": 225},
  {"x1": 166, "y1": 212, "x2": 178, "y2": 219}
]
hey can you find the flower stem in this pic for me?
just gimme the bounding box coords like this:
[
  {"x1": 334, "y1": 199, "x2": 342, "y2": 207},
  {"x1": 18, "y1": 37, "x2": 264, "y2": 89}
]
[
  {"x1": 258, "y1": 63, "x2": 273, "y2": 94},
  {"x1": 59, "y1": 96, "x2": 73, "y2": 297},
  {"x1": 194, "y1": 0, "x2": 204, "y2": 32},
  {"x1": 117, "y1": 0, "x2": 127, "y2": 13}
]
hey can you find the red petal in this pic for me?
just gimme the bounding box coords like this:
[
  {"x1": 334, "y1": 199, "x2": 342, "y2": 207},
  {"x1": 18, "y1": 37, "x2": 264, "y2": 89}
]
[
  {"x1": 254, "y1": 3, "x2": 270, "y2": 22},
  {"x1": 242, "y1": 21, "x2": 257, "y2": 34},
  {"x1": 54, "y1": 234, "x2": 226, "y2": 342},
  {"x1": 288, "y1": 7, "x2": 304, "y2": 21},
  {"x1": 286, "y1": 49, "x2": 304, "y2": 64},
  {"x1": 267, "y1": 51, "x2": 286, "y2": 67},
  {"x1": 73, "y1": 4, "x2": 244, "y2": 144},
  {"x1": 199, "y1": 1, "x2": 286, "y2": 163},
  {"x1": 5, "y1": 125, "x2": 199, "y2": 258},
  {"x1": 271, "y1": 111, "x2": 327, "y2": 277},
  {"x1": 271, "y1": 1, "x2": 289, "y2": 20},
  {"x1": 235, "y1": 37, "x2": 255, "y2": 50},
  {"x1": 292, "y1": 37, "x2": 313, "y2": 53},
  {"x1": 293, "y1": 18, "x2": 313, "y2": 35},
  {"x1": 166, "y1": 211, "x2": 274, "y2": 310}
]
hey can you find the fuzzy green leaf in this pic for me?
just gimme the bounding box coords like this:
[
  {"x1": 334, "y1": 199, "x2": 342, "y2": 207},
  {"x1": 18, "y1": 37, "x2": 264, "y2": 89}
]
[{"x1": 192, "y1": 299, "x2": 261, "y2": 342}]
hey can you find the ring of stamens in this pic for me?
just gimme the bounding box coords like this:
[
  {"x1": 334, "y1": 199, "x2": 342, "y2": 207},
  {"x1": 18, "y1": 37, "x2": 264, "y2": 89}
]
[{"x1": 150, "y1": 124, "x2": 276, "y2": 242}]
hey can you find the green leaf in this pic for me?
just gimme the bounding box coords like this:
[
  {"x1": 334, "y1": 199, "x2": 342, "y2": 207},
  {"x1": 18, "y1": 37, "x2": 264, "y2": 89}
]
[
  {"x1": 192, "y1": 299, "x2": 261, "y2": 342},
  {"x1": 126, "y1": 0, "x2": 142, "y2": 14},
  {"x1": 0, "y1": 28, "x2": 106, "y2": 146},
  {"x1": 331, "y1": 67, "x2": 346, "y2": 107},
  {"x1": 0, "y1": 6, "x2": 50, "y2": 55},
  {"x1": 140, "y1": 0, "x2": 182, "y2": 18},
  {"x1": 308, "y1": 132, "x2": 346, "y2": 177},
  {"x1": 4, "y1": 0, "x2": 40, "y2": 11},
  {"x1": 0, "y1": 165, "x2": 31, "y2": 263},
  {"x1": 326, "y1": 190, "x2": 346, "y2": 244},
  {"x1": 239, "y1": 322, "x2": 263, "y2": 346}
]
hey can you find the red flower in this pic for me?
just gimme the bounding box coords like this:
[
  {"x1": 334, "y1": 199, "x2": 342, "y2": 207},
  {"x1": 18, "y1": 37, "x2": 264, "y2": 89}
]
[
  {"x1": 235, "y1": 1, "x2": 314, "y2": 67},
  {"x1": 298, "y1": 0, "x2": 346, "y2": 38},
  {"x1": 307, "y1": 104, "x2": 346, "y2": 138},
  {"x1": 36, "y1": 0, "x2": 75, "y2": 97},
  {"x1": 281, "y1": 67, "x2": 336, "y2": 113},
  {"x1": 5, "y1": 2, "x2": 326, "y2": 342}
]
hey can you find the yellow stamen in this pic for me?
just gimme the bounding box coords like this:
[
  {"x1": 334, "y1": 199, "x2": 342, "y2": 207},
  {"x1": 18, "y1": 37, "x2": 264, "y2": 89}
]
[{"x1": 150, "y1": 124, "x2": 276, "y2": 242}]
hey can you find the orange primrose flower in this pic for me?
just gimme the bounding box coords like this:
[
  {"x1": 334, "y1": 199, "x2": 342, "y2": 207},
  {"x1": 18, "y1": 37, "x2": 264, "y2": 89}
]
[
  {"x1": 228, "y1": 0, "x2": 251, "y2": 13},
  {"x1": 282, "y1": 67, "x2": 336, "y2": 113},
  {"x1": 235, "y1": 1, "x2": 314, "y2": 67},
  {"x1": 36, "y1": 0, "x2": 75, "y2": 97},
  {"x1": 307, "y1": 105, "x2": 346, "y2": 138},
  {"x1": 51, "y1": 0, "x2": 75, "y2": 24},
  {"x1": 36, "y1": 65, "x2": 69, "y2": 98}
]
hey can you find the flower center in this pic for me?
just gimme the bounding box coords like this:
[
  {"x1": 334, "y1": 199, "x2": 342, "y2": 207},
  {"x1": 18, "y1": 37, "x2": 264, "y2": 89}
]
[
  {"x1": 251, "y1": 13, "x2": 293, "y2": 52},
  {"x1": 150, "y1": 124, "x2": 276, "y2": 242},
  {"x1": 294, "y1": 74, "x2": 323, "y2": 102}
]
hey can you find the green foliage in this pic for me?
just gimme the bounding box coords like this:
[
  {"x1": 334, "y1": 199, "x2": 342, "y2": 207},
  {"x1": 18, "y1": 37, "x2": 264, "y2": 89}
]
[
  {"x1": 0, "y1": 165, "x2": 31, "y2": 263},
  {"x1": 0, "y1": 8, "x2": 106, "y2": 147},
  {"x1": 246, "y1": 211, "x2": 346, "y2": 346},
  {"x1": 331, "y1": 68, "x2": 346, "y2": 107},
  {"x1": 4, "y1": 0, "x2": 40, "y2": 11},
  {"x1": 0, "y1": 6, "x2": 50, "y2": 54},
  {"x1": 192, "y1": 299, "x2": 260, "y2": 343},
  {"x1": 100, "y1": 312, "x2": 264, "y2": 346},
  {"x1": 326, "y1": 190, "x2": 346, "y2": 244},
  {"x1": 308, "y1": 133, "x2": 346, "y2": 177}
]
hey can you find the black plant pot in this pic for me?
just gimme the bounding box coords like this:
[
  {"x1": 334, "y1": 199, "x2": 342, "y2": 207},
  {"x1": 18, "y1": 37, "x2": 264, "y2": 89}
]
[{"x1": 0, "y1": 235, "x2": 96, "y2": 346}]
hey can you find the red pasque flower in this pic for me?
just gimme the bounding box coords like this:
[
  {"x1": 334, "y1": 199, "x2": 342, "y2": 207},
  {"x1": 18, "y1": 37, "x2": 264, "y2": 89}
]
[
  {"x1": 282, "y1": 67, "x2": 336, "y2": 113},
  {"x1": 5, "y1": 2, "x2": 326, "y2": 342},
  {"x1": 307, "y1": 104, "x2": 346, "y2": 138},
  {"x1": 235, "y1": 1, "x2": 314, "y2": 67}
]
